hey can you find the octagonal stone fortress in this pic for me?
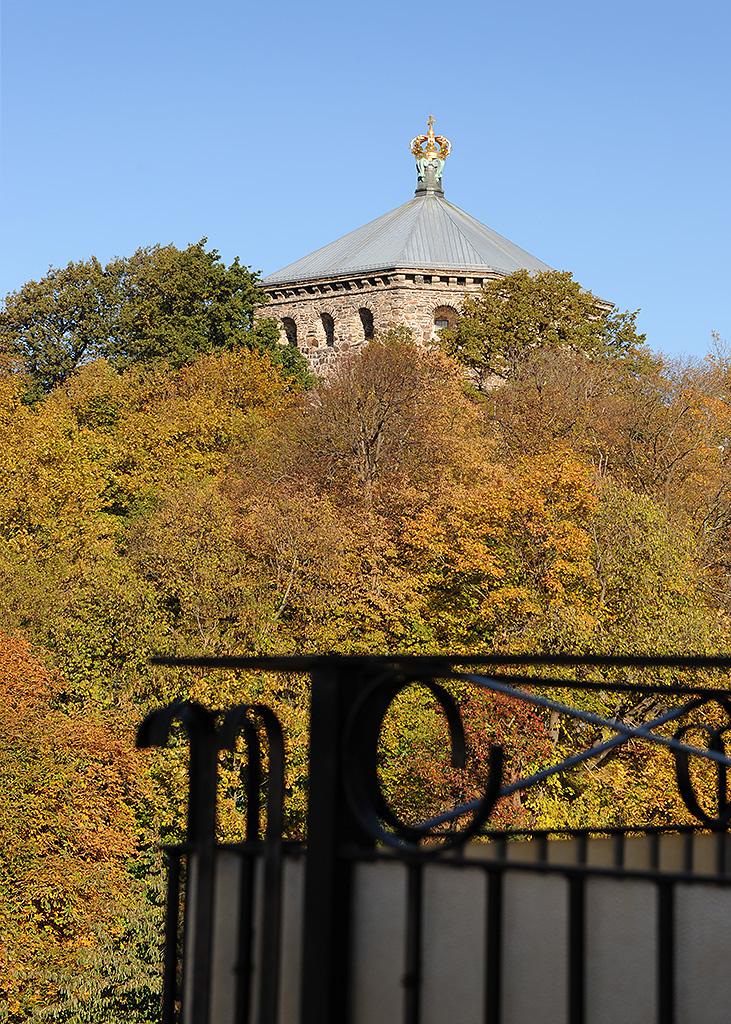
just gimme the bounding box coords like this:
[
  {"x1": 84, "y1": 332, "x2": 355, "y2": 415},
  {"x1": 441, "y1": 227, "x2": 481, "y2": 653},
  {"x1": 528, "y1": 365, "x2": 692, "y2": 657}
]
[{"x1": 258, "y1": 118, "x2": 551, "y2": 373}]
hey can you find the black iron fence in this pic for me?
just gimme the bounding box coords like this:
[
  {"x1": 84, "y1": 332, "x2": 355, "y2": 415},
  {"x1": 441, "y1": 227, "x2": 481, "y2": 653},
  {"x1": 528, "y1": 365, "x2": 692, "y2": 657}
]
[{"x1": 139, "y1": 653, "x2": 731, "y2": 1024}]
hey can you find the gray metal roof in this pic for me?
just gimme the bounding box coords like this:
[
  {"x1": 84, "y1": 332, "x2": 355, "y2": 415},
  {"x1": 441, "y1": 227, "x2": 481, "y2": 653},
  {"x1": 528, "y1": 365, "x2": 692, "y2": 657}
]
[{"x1": 262, "y1": 192, "x2": 552, "y2": 286}]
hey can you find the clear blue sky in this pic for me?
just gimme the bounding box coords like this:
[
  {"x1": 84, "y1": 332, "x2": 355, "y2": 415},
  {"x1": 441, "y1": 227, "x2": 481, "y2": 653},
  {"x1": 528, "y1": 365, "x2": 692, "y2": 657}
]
[{"x1": 2, "y1": 0, "x2": 729, "y2": 359}]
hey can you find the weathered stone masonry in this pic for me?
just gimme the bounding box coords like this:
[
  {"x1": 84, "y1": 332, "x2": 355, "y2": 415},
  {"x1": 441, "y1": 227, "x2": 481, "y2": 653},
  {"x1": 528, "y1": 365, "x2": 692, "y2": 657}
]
[{"x1": 258, "y1": 269, "x2": 502, "y2": 374}]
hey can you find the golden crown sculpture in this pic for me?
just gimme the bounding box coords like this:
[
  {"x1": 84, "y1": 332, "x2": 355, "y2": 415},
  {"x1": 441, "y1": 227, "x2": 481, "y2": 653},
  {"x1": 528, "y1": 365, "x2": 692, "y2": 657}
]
[{"x1": 410, "y1": 115, "x2": 451, "y2": 162}]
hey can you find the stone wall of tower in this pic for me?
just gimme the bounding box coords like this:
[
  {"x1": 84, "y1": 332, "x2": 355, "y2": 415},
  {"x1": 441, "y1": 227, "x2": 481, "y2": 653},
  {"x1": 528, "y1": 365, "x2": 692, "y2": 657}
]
[{"x1": 257, "y1": 269, "x2": 501, "y2": 373}]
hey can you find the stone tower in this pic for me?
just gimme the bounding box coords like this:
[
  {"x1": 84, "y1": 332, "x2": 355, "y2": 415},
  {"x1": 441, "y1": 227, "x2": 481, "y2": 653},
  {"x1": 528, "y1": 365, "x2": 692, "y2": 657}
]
[{"x1": 259, "y1": 118, "x2": 551, "y2": 372}]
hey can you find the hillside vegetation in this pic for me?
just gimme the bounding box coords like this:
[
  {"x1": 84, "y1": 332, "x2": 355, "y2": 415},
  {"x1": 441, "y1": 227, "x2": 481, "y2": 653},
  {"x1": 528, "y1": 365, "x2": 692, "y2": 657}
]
[{"x1": 0, "y1": 244, "x2": 729, "y2": 1020}]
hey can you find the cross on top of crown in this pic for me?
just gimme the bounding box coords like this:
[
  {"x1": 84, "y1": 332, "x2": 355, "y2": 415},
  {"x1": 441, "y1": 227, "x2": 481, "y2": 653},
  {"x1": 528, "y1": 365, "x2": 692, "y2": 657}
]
[{"x1": 410, "y1": 116, "x2": 452, "y2": 163}]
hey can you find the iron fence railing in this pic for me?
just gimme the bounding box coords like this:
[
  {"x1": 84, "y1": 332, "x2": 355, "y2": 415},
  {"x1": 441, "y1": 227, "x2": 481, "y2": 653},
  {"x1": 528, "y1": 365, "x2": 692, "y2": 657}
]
[{"x1": 140, "y1": 653, "x2": 731, "y2": 1024}]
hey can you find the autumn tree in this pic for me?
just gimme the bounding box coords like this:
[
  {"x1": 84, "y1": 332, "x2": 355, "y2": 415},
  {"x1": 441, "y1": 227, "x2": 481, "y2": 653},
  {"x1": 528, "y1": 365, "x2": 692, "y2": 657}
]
[
  {"x1": 0, "y1": 633, "x2": 156, "y2": 1022},
  {"x1": 295, "y1": 327, "x2": 480, "y2": 506},
  {"x1": 484, "y1": 343, "x2": 731, "y2": 618},
  {"x1": 0, "y1": 272, "x2": 729, "y2": 1020}
]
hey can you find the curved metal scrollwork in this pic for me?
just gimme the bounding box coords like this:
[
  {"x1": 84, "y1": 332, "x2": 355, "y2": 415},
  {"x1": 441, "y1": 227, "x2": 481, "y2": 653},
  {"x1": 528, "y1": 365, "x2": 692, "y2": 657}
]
[
  {"x1": 137, "y1": 700, "x2": 220, "y2": 844},
  {"x1": 136, "y1": 700, "x2": 286, "y2": 1024},
  {"x1": 136, "y1": 699, "x2": 285, "y2": 842},
  {"x1": 674, "y1": 698, "x2": 731, "y2": 829},
  {"x1": 342, "y1": 675, "x2": 504, "y2": 856},
  {"x1": 218, "y1": 703, "x2": 285, "y2": 845}
]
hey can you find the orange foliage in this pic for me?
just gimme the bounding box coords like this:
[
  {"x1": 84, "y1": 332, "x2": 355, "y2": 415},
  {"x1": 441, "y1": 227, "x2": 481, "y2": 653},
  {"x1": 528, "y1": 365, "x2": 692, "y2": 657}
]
[{"x1": 0, "y1": 634, "x2": 142, "y2": 1019}]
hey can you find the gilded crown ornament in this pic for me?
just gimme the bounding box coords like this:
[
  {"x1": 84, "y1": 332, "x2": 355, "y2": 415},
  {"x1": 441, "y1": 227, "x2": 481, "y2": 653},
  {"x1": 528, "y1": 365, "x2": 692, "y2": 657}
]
[
  {"x1": 410, "y1": 114, "x2": 452, "y2": 162},
  {"x1": 411, "y1": 115, "x2": 451, "y2": 194}
]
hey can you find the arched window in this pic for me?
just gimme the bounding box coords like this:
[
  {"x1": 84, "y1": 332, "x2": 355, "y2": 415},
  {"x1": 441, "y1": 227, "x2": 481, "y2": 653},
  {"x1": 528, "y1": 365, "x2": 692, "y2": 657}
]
[
  {"x1": 321, "y1": 312, "x2": 335, "y2": 347},
  {"x1": 281, "y1": 317, "x2": 298, "y2": 347},
  {"x1": 359, "y1": 307, "x2": 374, "y2": 341},
  {"x1": 433, "y1": 305, "x2": 458, "y2": 334}
]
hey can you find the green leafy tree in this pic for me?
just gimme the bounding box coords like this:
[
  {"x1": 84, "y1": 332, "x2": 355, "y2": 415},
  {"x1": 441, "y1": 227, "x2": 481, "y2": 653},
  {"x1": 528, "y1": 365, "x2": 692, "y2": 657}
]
[
  {"x1": 0, "y1": 257, "x2": 116, "y2": 395},
  {"x1": 106, "y1": 241, "x2": 265, "y2": 367},
  {"x1": 440, "y1": 269, "x2": 646, "y2": 387},
  {"x1": 0, "y1": 240, "x2": 312, "y2": 393},
  {"x1": 244, "y1": 316, "x2": 314, "y2": 388}
]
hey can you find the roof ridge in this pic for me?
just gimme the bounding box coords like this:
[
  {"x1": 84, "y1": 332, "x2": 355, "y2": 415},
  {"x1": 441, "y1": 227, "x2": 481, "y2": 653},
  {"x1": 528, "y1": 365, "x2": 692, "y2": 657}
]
[
  {"x1": 437, "y1": 198, "x2": 517, "y2": 268},
  {"x1": 428, "y1": 195, "x2": 489, "y2": 266},
  {"x1": 397, "y1": 193, "x2": 440, "y2": 256},
  {"x1": 440, "y1": 198, "x2": 546, "y2": 269}
]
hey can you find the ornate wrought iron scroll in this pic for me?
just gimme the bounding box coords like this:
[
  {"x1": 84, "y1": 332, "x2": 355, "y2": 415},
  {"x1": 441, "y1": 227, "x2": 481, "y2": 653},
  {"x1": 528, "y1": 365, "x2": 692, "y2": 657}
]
[
  {"x1": 407, "y1": 666, "x2": 731, "y2": 837},
  {"x1": 145, "y1": 652, "x2": 731, "y2": 1024},
  {"x1": 137, "y1": 700, "x2": 285, "y2": 1024},
  {"x1": 674, "y1": 697, "x2": 731, "y2": 828},
  {"x1": 341, "y1": 673, "x2": 503, "y2": 854},
  {"x1": 146, "y1": 653, "x2": 731, "y2": 844}
]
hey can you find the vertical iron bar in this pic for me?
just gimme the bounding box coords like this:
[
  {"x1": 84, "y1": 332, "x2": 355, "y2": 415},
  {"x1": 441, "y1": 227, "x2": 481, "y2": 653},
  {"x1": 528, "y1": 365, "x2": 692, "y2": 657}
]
[
  {"x1": 657, "y1": 881, "x2": 675, "y2": 1024},
  {"x1": 484, "y1": 868, "x2": 503, "y2": 1024},
  {"x1": 613, "y1": 832, "x2": 625, "y2": 868},
  {"x1": 300, "y1": 662, "x2": 373, "y2": 1024},
  {"x1": 234, "y1": 853, "x2": 255, "y2": 1024},
  {"x1": 223, "y1": 705, "x2": 285, "y2": 1024},
  {"x1": 577, "y1": 833, "x2": 588, "y2": 866},
  {"x1": 257, "y1": 840, "x2": 283, "y2": 1024},
  {"x1": 568, "y1": 874, "x2": 585, "y2": 1024},
  {"x1": 300, "y1": 667, "x2": 342, "y2": 1024},
  {"x1": 136, "y1": 704, "x2": 219, "y2": 1024},
  {"x1": 403, "y1": 862, "x2": 424, "y2": 1024},
  {"x1": 188, "y1": 846, "x2": 217, "y2": 1024},
  {"x1": 683, "y1": 832, "x2": 693, "y2": 874},
  {"x1": 235, "y1": 722, "x2": 261, "y2": 1024},
  {"x1": 538, "y1": 832, "x2": 549, "y2": 863},
  {"x1": 163, "y1": 849, "x2": 182, "y2": 1024},
  {"x1": 715, "y1": 829, "x2": 726, "y2": 876},
  {"x1": 187, "y1": 737, "x2": 218, "y2": 1024}
]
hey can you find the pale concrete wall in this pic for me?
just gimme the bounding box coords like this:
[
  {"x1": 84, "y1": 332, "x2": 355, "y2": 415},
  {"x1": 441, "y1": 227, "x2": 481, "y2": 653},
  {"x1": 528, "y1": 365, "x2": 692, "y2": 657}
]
[{"x1": 199, "y1": 834, "x2": 731, "y2": 1024}]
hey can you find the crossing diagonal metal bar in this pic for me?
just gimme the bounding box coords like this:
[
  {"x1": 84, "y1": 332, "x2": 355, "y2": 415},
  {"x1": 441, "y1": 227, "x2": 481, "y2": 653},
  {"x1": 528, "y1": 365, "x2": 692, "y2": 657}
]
[{"x1": 143, "y1": 652, "x2": 731, "y2": 1024}]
